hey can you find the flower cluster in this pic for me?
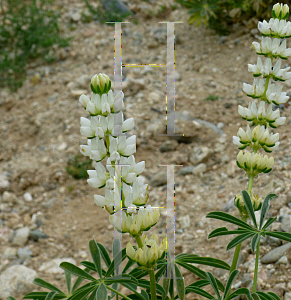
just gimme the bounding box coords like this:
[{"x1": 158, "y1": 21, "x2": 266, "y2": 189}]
[
  {"x1": 233, "y1": 4, "x2": 290, "y2": 183},
  {"x1": 126, "y1": 233, "x2": 167, "y2": 268},
  {"x1": 79, "y1": 73, "x2": 165, "y2": 268},
  {"x1": 234, "y1": 193, "x2": 262, "y2": 218}
]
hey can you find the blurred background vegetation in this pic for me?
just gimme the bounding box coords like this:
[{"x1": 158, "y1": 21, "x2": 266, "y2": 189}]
[{"x1": 0, "y1": 0, "x2": 289, "y2": 91}]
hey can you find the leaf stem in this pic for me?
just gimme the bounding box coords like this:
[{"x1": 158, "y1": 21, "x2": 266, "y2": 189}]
[
  {"x1": 253, "y1": 235, "x2": 261, "y2": 293},
  {"x1": 149, "y1": 268, "x2": 157, "y2": 300},
  {"x1": 106, "y1": 285, "x2": 132, "y2": 300},
  {"x1": 247, "y1": 175, "x2": 254, "y2": 194}
]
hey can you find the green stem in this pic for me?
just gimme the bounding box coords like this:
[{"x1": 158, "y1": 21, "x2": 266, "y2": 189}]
[
  {"x1": 253, "y1": 235, "x2": 261, "y2": 293},
  {"x1": 149, "y1": 268, "x2": 157, "y2": 300},
  {"x1": 135, "y1": 235, "x2": 143, "y2": 248},
  {"x1": 247, "y1": 175, "x2": 254, "y2": 194},
  {"x1": 106, "y1": 285, "x2": 132, "y2": 300}
]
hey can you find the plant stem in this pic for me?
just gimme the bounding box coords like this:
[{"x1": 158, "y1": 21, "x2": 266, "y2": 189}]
[
  {"x1": 253, "y1": 235, "x2": 261, "y2": 293},
  {"x1": 106, "y1": 285, "x2": 132, "y2": 300},
  {"x1": 247, "y1": 175, "x2": 254, "y2": 194},
  {"x1": 135, "y1": 235, "x2": 143, "y2": 248},
  {"x1": 149, "y1": 268, "x2": 157, "y2": 300},
  {"x1": 229, "y1": 215, "x2": 248, "y2": 274}
]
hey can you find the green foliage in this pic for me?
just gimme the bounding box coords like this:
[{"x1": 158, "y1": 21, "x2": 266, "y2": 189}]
[
  {"x1": 66, "y1": 155, "x2": 91, "y2": 179},
  {"x1": 0, "y1": 0, "x2": 70, "y2": 90},
  {"x1": 204, "y1": 94, "x2": 221, "y2": 101},
  {"x1": 176, "y1": 0, "x2": 281, "y2": 35},
  {"x1": 84, "y1": 0, "x2": 131, "y2": 25}
]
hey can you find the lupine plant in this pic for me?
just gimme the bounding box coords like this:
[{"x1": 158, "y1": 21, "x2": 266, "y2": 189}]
[{"x1": 11, "y1": 2, "x2": 291, "y2": 300}]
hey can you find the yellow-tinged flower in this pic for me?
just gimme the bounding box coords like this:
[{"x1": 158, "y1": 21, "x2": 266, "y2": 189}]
[
  {"x1": 234, "y1": 192, "x2": 262, "y2": 217},
  {"x1": 91, "y1": 73, "x2": 111, "y2": 95}
]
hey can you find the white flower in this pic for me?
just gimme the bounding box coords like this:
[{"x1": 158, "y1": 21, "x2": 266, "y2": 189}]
[
  {"x1": 87, "y1": 163, "x2": 108, "y2": 188},
  {"x1": 122, "y1": 117, "x2": 134, "y2": 132},
  {"x1": 273, "y1": 39, "x2": 291, "y2": 59},
  {"x1": 91, "y1": 73, "x2": 111, "y2": 94},
  {"x1": 79, "y1": 94, "x2": 90, "y2": 108},
  {"x1": 113, "y1": 90, "x2": 125, "y2": 113},
  {"x1": 272, "y1": 60, "x2": 291, "y2": 81},
  {"x1": 243, "y1": 78, "x2": 265, "y2": 98},
  {"x1": 80, "y1": 139, "x2": 91, "y2": 157},
  {"x1": 80, "y1": 117, "x2": 95, "y2": 138},
  {"x1": 109, "y1": 135, "x2": 136, "y2": 160},
  {"x1": 266, "y1": 83, "x2": 290, "y2": 104},
  {"x1": 90, "y1": 138, "x2": 107, "y2": 162}
]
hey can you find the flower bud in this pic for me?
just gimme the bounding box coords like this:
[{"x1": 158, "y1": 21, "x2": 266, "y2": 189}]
[
  {"x1": 234, "y1": 192, "x2": 262, "y2": 218},
  {"x1": 126, "y1": 242, "x2": 136, "y2": 260},
  {"x1": 91, "y1": 73, "x2": 111, "y2": 95}
]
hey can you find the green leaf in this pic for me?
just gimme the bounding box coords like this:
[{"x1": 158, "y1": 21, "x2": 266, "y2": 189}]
[
  {"x1": 138, "y1": 279, "x2": 166, "y2": 296},
  {"x1": 262, "y1": 217, "x2": 277, "y2": 231},
  {"x1": 60, "y1": 262, "x2": 97, "y2": 282},
  {"x1": 251, "y1": 234, "x2": 260, "y2": 254},
  {"x1": 123, "y1": 258, "x2": 136, "y2": 274},
  {"x1": 140, "y1": 290, "x2": 149, "y2": 300},
  {"x1": 260, "y1": 194, "x2": 277, "y2": 229},
  {"x1": 68, "y1": 285, "x2": 96, "y2": 300},
  {"x1": 177, "y1": 255, "x2": 230, "y2": 270},
  {"x1": 227, "y1": 232, "x2": 255, "y2": 250},
  {"x1": 119, "y1": 282, "x2": 146, "y2": 300},
  {"x1": 267, "y1": 292, "x2": 281, "y2": 300},
  {"x1": 7, "y1": 297, "x2": 17, "y2": 300},
  {"x1": 206, "y1": 272, "x2": 221, "y2": 300},
  {"x1": 208, "y1": 227, "x2": 249, "y2": 238},
  {"x1": 155, "y1": 264, "x2": 166, "y2": 282},
  {"x1": 129, "y1": 267, "x2": 149, "y2": 279},
  {"x1": 65, "y1": 271, "x2": 71, "y2": 294},
  {"x1": 104, "y1": 274, "x2": 137, "y2": 285},
  {"x1": 242, "y1": 190, "x2": 257, "y2": 228},
  {"x1": 175, "y1": 261, "x2": 206, "y2": 279},
  {"x1": 251, "y1": 292, "x2": 261, "y2": 300},
  {"x1": 186, "y1": 279, "x2": 209, "y2": 288},
  {"x1": 223, "y1": 270, "x2": 239, "y2": 299},
  {"x1": 206, "y1": 211, "x2": 254, "y2": 231},
  {"x1": 80, "y1": 261, "x2": 97, "y2": 272},
  {"x1": 96, "y1": 283, "x2": 107, "y2": 300},
  {"x1": 185, "y1": 286, "x2": 215, "y2": 299},
  {"x1": 89, "y1": 239, "x2": 102, "y2": 278},
  {"x1": 97, "y1": 242, "x2": 112, "y2": 268},
  {"x1": 265, "y1": 231, "x2": 291, "y2": 242},
  {"x1": 169, "y1": 277, "x2": 174, "y2": 300},
  {"x1": 176, "y1": 253, "x2": 198, "y2": 259},
  {"x1": 33, "y1": 278, "x2": 66, "y2": 296},
  {"x1": 105, "y1": 248, "x2": 127, "y2": 277},
  {"x1": 227, "y1": 288, "x2": 251, "y2": 300},
  {"x1": 175, "y1": 265, "x2": 185, "y2": 300},
  {"x1": 162, "y1": 277, "x2": 171, "y2": 300},
  {"x1": 71, "y1": 268, "x2": 91, "y2": 292},
  {"x1": 87, "y1": 289, "x2": 97, "y2": 300},
  {"x1": 45, "y1": 291, "x2": 57, "y2": 300},
  {"x1": 23, "y1": 292, "x2": 65, "y2": 300},
  {"x1": 255, "y1": 292, "x2": 274, "y2": 300}
]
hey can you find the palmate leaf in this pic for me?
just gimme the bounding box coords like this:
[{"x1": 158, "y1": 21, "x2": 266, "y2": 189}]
[
  {"x1": 262, "y1": 217, "x2": 277, "y2": 230},
  {"x1": 185, "y1": 286, "x2": 215, "y2": 299},
  {"x1": 227, "y1": 288, "x2": 251, "y2": 300},
  {"x1": 176, "y1": 254, "x2": 230, "y2": 270},
  {"x1": 251, "y1": 233, "x2": 260, "y2": 253},
  {"x1": 206, "y1": 272, "x2": 221, "y2": 300},
  {"x1": 33, "y1": 278, "x2": 66, "y2": 296},
  {"x1": 96, "y1": 283, "x2": 107, "y2": 300},
  {"x1": 206, "y1": 211, "x2": 254, "y2": 231},
  {"x1": 89, "y1": 239, "x2": 102, "y2": 278},
  {"x1": 265, "y1": 231, "x2": 291, "y2": 242},
  {"x1": 208, "y1": 227, "x2": 250, "y2": 238},
  {"x1": 227, "y1": 232, "x2": 255, "y2": 250},
  {"x1": 60, "y1": 262, "x2": 97, "y2": 282},
  {"x1": 223, "y1": 270, "x2": 239, "y2": 299},
  {"x1": 241, "y1": 190, "x2": 257, "y2": 228},
  {"x1": 175, "y1": 264, "x2": 185, "y2": 300},
  {"x1": 259, "y1": 194, "x2": 277, "y2": 229}
]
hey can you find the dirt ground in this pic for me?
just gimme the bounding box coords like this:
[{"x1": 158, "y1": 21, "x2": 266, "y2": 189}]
[{"x1": 1, "y1": 0, "x2": 291, "y2": 299}]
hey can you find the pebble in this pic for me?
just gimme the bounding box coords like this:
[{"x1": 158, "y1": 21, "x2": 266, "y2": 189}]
[
  {"x1": 75, "y1": 74, "x2": 91, "y2": 89},
  {"x1": 149, "y1": 171, "x2": 167, "y2": 187},
  {"x1": 2, "y1": 191, "x2": 17, "y2": 203},
  {"x1": 267, "y1": 235, "x2": 282, "y2": 247},
  {"x1": 42, "y1": 197, "x2": 57, "y2": 209},
  {"x1": 0, "y1": 265, "x2": 37, "y2": 299},
  {"x1": 30, "y1": 229, "x2": 48, "y2": 241},
  {"x1": 192, "y1": 163, "x2": 207, "y2": 175},
  {"x1": 280, "y1": 214, "x2": 291, "y2": 233},
  {"x1": 222, "y1": 197, "x2": 235, "y2": 212},
  {"x1": 17, "y1": 246, "x2": 33, "y2": 260},
  {"x1": 23, "y1": 192, "x2": 33, "y2": 202},
  {"x1": 276, "y1": 255, "x2": 288, "y2": 265},
  {"x1": 70, "y1": 12, "x2": 81, "y2": 22},
  {"x1": 11, "y1": 227, "x2": 30, "y2": 246},
  {"x1": 39, "y1": 258, "x2": 76, "y2": 274},
  {"x1": 189, "y1": 146, "x2": 210, "y2": 165},
  {"x1": 70, "y1": 89, "x2": 87, "y2": 97},
  {"x1": 285, "y1": 292, "x2": 291, "y2": 300},
  {"x1": 241, "y1": 273, "x2": 252, "y2": 287},
  {"x1": 0, "y1": 174, "x2": 10, "y2": 193},
  {"x1": 178, "y1": 166, "x2": 194, "y2": 176},
  {"x1": 261, "y1": 242, "x2": 291, "y2": 264},
  {"x1": 286, "y1": 191, "x2": 291, "y2": 205},
  {"x1": 3, "y1": 247, "x2": 17, "y2": 258},
  {"x1": 160, "y1": 139, "x2": 178, "y2": 152},
  {"x1": 179, "y1": 215, "x2": 190, "y2": 229}
]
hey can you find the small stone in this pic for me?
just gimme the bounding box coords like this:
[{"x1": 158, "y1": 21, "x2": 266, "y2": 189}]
[
  {"x1": 75, "y1": 74, "x2": 91, "y2": 89},
  {"x1": 286, "y1": 191, "x2": 291, "y2": 205},
  {"x1": 70, "y1": 12, "x2": 81, "y2": 22},
  {"x1": 178, "y1": 166, "x2": 194, "y2": 176},
  {"x1": 0, "y1": 174, "x2": 10, "y2": 192},
  {"x1": 179, "y1": 215, "x2": 190, "y2": 229},
  {"x1": 0, "y1": 265, "x2": 37, "y2": 299},
  {"x1": 29, "y1": 229, "x2": 48, "y2": 241},
  {"x1": 149, "y1": 171, "x2": 167, "y2": 187},
  {"x1": 17, "y1": 246, "x2": 33, "y2": 260},
  {"x1": 267, "y1": 235, "x2": 282, "y2": 247},
  {"x1": 241, "y1": 273, "x2": 252, "y2": 287},
  {"x1": 280, "y1": 214, "x2": 291, "y2": 233},
  {"x1": 222, "y1": 197, "x2": 235, "y2": 212},
  {"x1": 192, "y1": 163, "x2": 207, "y2": 175},
  {"x1": 160, "y1": 140, "x2": 178, "y2": 152},
  {"x1": 189, "y1": 146, "x2": 210, "y2": 165},
  {"x1": 261, "y1": 242, "x2": 291, "y2": 264},
  {"x1": 276, "y1": 255, "x2": 288, "y2": 265},
  {"x1": 285, "y1": 292, "x2": 291, "y2": 300},
  {"x1": 2, "y1": 191, "x2": 17, "y2": 203},
  {"x1": 216, "y1": 122, "x2": 225, "y2": 129},
  {"x1": 70, "y1": 89, "x2": 87, "y2": 97},
  {"x1": 23, "y1": 192, "x2": 33, "y2": 202},
  {"x1": 11, "y1": 227, "x2": 30, "y2": 246},
  {"x1": 39, "y1": 258, "x2": 76, "y2": 274},
  {"x1": 221, "y1": 154, "x2": 230, "y2": 163},
  {"x1": 42, "y1": 197, "x2": 57, "y2": 209},
  {"x1": 148, "y1": 91, "x2": 161, "y2": 104},
  {"x1": 3, "y1": 247, "x2": 17, "y2": 258}
]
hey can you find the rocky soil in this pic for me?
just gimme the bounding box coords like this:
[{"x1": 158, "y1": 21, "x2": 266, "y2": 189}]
[{"x1": 1, "y1": 0, "x2": 291, "y2": 299}]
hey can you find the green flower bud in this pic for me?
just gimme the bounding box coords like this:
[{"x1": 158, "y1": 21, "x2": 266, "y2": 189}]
[
  {"x1": 91, "y1": 73, "x2": 111, "y2": 95},
  {"x1": 234, "y1": 192, "x2": 262, "y2": 218}
]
